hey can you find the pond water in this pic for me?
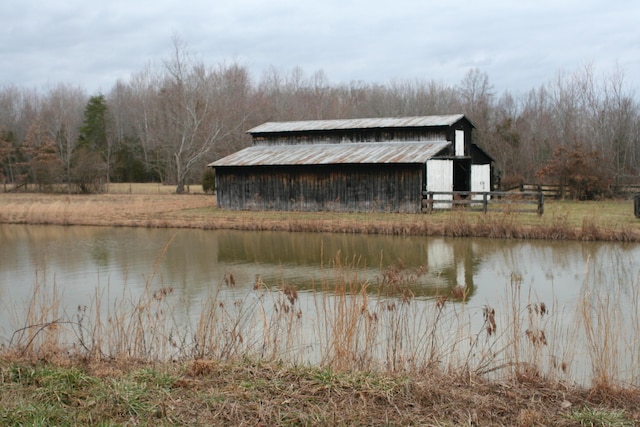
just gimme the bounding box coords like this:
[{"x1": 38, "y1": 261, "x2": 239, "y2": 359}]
[{"x1": 1, "y1": 224, "x2": 639, "y2": 384}]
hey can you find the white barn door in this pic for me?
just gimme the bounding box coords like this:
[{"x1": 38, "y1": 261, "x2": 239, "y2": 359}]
[
  {"x1": 455, "y1": 130, "x2": 465, "y2": 156},
  {"x1": 471, "y1": 164, "x2": 491, "y2": 201},
  {"x1": 426, "y1": 159, "x2": 453, "y2": 208}
]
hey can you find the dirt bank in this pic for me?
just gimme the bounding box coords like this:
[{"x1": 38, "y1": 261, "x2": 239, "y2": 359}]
[{"x1": 1, "y1": 192, "x2": 639, "y2": 241}]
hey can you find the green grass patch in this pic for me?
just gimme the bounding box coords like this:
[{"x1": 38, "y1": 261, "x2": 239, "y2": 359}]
[
  {"x1": 567, "y1": 407, "x2": 635, "y2": 426},
  {"x1": 1, "y1": 359, "x2": 638, "y2": 426}
]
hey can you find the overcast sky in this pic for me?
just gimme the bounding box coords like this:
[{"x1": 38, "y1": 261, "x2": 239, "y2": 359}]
[{"x1": 2, "y1": 0, "x2": 639, "y2": 96}]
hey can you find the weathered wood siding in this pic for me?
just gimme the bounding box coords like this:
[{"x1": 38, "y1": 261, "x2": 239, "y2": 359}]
[
  {"x1": 253, "y1": 128, "x2": 450, "y2": 145},
  {"x1": 215, "y1": 164, "x2": 424, "y2": 212}
]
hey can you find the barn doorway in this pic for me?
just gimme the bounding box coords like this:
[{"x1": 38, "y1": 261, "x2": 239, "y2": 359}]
[{"x1": 453, "y1": 159, "x2": 471, "y2": 192}]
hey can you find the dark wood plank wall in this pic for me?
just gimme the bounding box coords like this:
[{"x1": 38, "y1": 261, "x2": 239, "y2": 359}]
[
  {"x1": 216, "y1": 164, "x2": 424, "y2": 212},
  {"x1": 253, "y1": 128, "x2": 449, "y2": 145}
]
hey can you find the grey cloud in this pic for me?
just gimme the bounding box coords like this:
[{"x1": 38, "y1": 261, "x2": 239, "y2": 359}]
[{"x1": 1, "y1": 0, "x2": 638, "y2": 95}]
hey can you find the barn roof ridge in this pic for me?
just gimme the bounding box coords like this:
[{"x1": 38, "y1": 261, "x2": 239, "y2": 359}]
[{"x1": 246, "y1": 114, "x2": 470, "y2": 134}]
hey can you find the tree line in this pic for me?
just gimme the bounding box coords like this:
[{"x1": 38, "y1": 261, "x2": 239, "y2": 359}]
[{"x1": 1, "y1": 39, "x2": 639, "y2": 197}]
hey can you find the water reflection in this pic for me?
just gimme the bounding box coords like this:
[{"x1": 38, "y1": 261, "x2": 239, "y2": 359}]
[
  {"x1": 214, "y1": 230, "x2": 488, "y2": 298},
  {"x1": 2, "y1": 224, "x2": 640, "y2": 384},
  {"x1": 1, "y1": 223, "x2": 637, "y2": 313}
]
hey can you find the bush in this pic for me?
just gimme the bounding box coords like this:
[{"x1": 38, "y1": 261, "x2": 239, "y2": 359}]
[
  {"x1": 535, "y1": 143, "x2": 611, "y2": 200},
  {"x1": 70, "y1": 147, "x2": 107, "y2": 194},
  {"x1": 202, "y1": 169, "x2": 216, "y2": 194}
]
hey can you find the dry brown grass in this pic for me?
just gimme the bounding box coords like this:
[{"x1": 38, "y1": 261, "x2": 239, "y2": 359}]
[
  {"x1": 2, "y1": 268, "x2": 639, "y2": 426},
  {"x1": 106, "y1": 182, "x2": 206, "y2": 194},
  {"x1": 0, "y1": 192, "x2": 214, "y2": 227},
  {"x1": 3, "y1": 189, "x2": 640, "y2": 241},
  {"x1": 1, "y1": 354, "x2": 637, "y2": 426}
]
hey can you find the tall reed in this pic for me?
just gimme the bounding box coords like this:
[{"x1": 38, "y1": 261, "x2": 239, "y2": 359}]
[
  {"x1": 1, "y1": 252, "x2": 638, "y2": 392},
  {"x1": 4, "y1": 263, "x2": 64, "y2": 357},
  {"x1": 578, "y1": 255, "x2": 640, "y2": 390}
]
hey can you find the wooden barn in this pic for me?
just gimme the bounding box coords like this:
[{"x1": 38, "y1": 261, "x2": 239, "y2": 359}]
[{"x1": 208, "y1": 114, "x2": 494, "y2": 213}]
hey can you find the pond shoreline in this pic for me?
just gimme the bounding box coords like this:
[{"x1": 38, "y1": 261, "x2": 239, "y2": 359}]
[{"x1": 1, "y1": 192, "x2": 639, "y2": 242}]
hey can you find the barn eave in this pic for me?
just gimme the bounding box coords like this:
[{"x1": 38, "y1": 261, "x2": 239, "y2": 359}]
[{"x1": 208, "y1": 141, "x2": 451, "y2": 168}]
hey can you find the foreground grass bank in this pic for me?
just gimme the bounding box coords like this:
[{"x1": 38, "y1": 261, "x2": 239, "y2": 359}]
[{"x1": 1, "y1": 357, "x2": 638, "y2": 426}]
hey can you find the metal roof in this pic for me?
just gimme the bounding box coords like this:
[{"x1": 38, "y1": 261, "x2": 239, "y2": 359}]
[
  {"x1": 246, "y1": 114, "x2": 467, "y2": 134},
  {"x1": 209, "y1": 141, "x2": 451, "y2": 167}
]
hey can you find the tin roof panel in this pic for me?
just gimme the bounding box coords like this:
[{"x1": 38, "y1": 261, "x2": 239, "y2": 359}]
[
  {"x1": 246, "y1": 115, "x2": 466, "y2": 134},
  {"x1": 209, "y1": 141, "x2": 451, "y2": 167}
]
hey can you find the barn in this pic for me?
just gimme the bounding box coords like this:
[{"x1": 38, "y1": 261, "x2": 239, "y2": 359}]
[{"x1": 208, "y1": 114, "x2": 494, "y2": 213}]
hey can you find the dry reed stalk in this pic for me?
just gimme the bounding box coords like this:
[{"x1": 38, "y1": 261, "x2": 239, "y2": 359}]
[
  {"x1": 465, "y1": 273, "x2": 579, "y2": 385},
  {"x1": 2, "y1": 247, "x2": 638, "y2": 394},
  {"x1": 632, "y1": 273, "x2": 640, "y2": 387},
  {"x1": 581, "y1": 217, "x2": 603, "y2": 241},
  {"x1": 193, "y1": 290, "x2": 220, "y2": 358},
  {"x1": 577, "y1": 256, "x2": 640, "y2": 391},
  {"x1": 314, "y1": 254, "x2": 369, "y2": 370},
  {"x1": 579, "y1": 287, "x2": 620, "y2": 390},
  {"x1": 3, "y1": 265, "x2": 67, "y2": 358}
]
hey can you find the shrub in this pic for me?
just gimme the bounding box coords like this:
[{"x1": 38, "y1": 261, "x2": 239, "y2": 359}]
[
  {"x1": 202, "y1": 168, "x2": 216, "y2": 194},
  {"x1": 535, "y1": 143, "x2": 611, "y2": 200}
]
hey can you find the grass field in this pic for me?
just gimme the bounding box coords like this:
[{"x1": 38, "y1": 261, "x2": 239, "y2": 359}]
[
  {"x1": 1, "y1": 184, "x2": 639, "y2": 241},
  {"x1": 105, "y1": 182, "x2": 207, "y2": 194}
]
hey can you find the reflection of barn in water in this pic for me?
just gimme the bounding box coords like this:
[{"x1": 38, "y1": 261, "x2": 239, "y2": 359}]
[
  {"x1": 215, "y1": 230, "x2": 488, "y2": 298},
  {"x1": 209, "y1": 115, "x2": 494, "y2": 213}
]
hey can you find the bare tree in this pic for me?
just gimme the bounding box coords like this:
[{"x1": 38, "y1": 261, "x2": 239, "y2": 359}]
[
  {"x1": 39, "y1": 84, "x2": 87, "y2": 190},
  {"x1": 127, "y1": 66, "x2": 164, "y2": 181},
  {"x1": 146, "y1": 36, "x2": 249, "y2": 193},
  {"x1": 107, "y1": 80, "x2": 145, "y2": 181},
  {"x1": 457, "y1": 68, "x2": 495, "y2": 123},
  {"x1": 0, "y1": 128, "x2": 13, "y2": 188},
  {"x1": 0, "y1": 85, "x2": 40, "y2": 159},
  {"x1": 23, "y1": 117, "x2": 64, "y2": 191},
  {"x1": 591, "y1": 67, "x2": 639, "y2": 183},
  {"x1": 208, "y1": 62, "x2": 255, "y2": 158}
]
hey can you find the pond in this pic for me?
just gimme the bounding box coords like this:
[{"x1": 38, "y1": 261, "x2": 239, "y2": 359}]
[{"x1": 1, "y1": 224, "x2": 638, "y2": 385}]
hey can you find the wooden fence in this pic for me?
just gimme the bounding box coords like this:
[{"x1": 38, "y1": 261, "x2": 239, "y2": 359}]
[
  {"x1": 422, "y1": 191, "x2": 544, "y2": 215},
  {"x1": 519, "y1": 184, "x2": 562, "y2": 199},
  {"x1": 512, "y1": 183, "x2": 640, "y2": 199},
  {"x1": 618, "y1": 184, "x2": 640, "y2": 198}
]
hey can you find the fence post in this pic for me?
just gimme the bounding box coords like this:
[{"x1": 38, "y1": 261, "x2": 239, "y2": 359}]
[
  {"x1": 537, "y1": 192, "x2": 544, "y2": 215},
  {"x1": 634, "y1": 193, "x2": 640, "y2": 218},
  {"x1": 427, "y1": 192, "x2": 434, "y2": 213},
  {"x1": 482, "y1": 192, "x2": 488, "y2": 213}
]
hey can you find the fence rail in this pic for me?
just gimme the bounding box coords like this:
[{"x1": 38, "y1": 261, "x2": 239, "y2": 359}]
[
  {"x1": 617, "y1": 184, "x2": 640, "y2": 197},
  {"x1": 506, "y1": 183, "x2": 640, "y2": 199},
  {"x1": 519, "y1": 184, "x2": 562, "y2": 199},
  {"x1": 422, "y1": 191, "x2": 544, "y2": 215}
]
